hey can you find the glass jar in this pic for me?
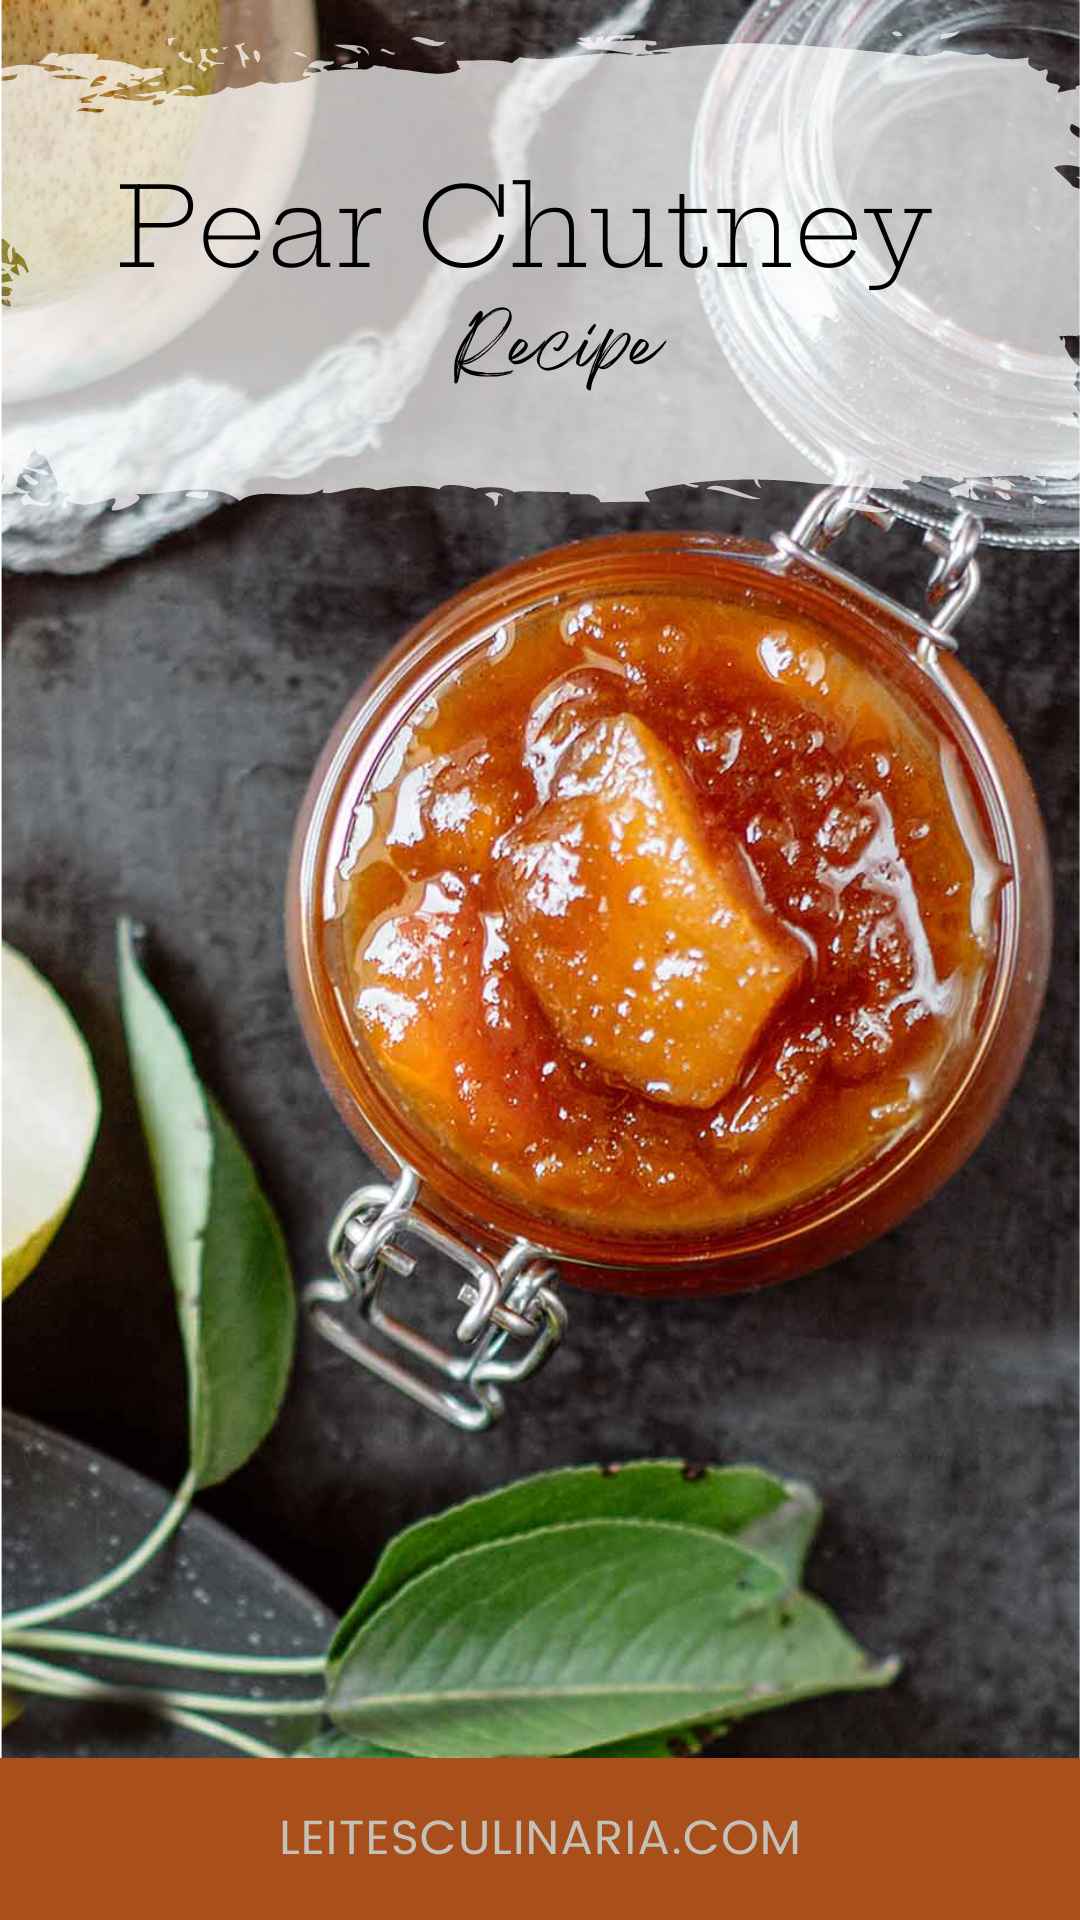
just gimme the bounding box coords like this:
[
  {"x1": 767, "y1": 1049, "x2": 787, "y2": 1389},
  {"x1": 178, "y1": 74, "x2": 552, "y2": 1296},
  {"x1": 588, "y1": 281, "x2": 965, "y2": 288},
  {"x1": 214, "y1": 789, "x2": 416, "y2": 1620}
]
[
  {"x1": 287, "y1": 507, "x2": 1053, "y2": 1426},
  {"x1": 286, "y1": 0, "x2": 1074, "y2": 1429}
]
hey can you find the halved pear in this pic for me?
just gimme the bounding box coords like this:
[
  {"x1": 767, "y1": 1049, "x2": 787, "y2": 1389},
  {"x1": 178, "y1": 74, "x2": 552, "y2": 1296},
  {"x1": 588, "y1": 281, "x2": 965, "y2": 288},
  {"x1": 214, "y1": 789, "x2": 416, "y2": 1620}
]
[
  {"x1": 3, "y1": 1, "x2": 220, "y2": 309},
  {"x1": 2, "y1": 944, "x2": 100, "y2": 1297},
  {"x1": 3, "y1": 2, "x2": 221, "y2": 81}
]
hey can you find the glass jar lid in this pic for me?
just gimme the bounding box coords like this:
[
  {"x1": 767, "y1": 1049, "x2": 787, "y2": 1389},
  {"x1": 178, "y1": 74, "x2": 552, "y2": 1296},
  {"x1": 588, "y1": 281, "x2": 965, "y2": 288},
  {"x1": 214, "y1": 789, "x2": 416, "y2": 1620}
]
[{"x1": 692, "y1": 0, "x2": 1079, "y2": 548}]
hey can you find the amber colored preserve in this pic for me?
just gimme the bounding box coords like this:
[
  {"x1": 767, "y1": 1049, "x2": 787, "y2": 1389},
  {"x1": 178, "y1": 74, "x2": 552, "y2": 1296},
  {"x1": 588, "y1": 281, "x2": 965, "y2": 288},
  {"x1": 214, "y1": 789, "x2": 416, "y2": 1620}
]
[{"x1": 289, "y1": 536, "x2": 1050, "y2": 1293}]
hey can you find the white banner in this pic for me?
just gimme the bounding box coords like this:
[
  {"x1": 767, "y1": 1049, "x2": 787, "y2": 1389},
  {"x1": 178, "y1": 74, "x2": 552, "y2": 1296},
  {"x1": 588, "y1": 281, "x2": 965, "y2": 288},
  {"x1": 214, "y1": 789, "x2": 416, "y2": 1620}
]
[{"x1": 3, "y1": 37, "x2": 1076, "y2": 504}]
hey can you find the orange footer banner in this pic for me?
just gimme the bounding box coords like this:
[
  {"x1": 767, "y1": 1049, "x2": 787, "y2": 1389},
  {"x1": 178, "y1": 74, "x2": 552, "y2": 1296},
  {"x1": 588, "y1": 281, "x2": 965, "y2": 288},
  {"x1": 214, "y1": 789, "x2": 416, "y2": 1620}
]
[{"x1": 2, "y1": 1758, "x2": 1076, "y2": 1914}]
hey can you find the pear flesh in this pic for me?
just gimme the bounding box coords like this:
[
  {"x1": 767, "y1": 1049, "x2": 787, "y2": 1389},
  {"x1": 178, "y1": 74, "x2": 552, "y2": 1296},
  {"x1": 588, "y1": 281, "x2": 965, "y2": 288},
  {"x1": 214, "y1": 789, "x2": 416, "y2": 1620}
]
[{"x1": 2, "y1": 945, "x2": 100, "y2": 1297}]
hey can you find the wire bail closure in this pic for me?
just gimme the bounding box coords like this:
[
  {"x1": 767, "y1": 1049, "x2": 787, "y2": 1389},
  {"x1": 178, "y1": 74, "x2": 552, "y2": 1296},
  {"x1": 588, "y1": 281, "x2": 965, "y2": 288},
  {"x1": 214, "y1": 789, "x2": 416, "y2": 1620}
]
[
  {"x1": 770, "y1": 483, "x2": 983, "y2": 659},
  {"x1": 303, "y1": 1166, "x2": 567, "y2": 1432}
]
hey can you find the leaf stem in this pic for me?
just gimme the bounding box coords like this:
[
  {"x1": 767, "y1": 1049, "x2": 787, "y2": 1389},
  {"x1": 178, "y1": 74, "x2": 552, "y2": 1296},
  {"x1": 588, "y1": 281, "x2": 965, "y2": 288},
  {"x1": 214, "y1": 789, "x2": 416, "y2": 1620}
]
[
  {"x1": 2, "y1": 1651, "x2": 324, "y2": 1721},
  {"x1": 2, "y1": 1468, "x2": 198, "y2": 1632},
  {"x1": 1, "y1": 1655, "x2": 285, "y2": 1758},
  {"x1": 153, "y1": 1708, "x2": 287, "y2": 1759},
  {"x1": 3, "y1": 1627, "x2": 326, "y2": 1678}
]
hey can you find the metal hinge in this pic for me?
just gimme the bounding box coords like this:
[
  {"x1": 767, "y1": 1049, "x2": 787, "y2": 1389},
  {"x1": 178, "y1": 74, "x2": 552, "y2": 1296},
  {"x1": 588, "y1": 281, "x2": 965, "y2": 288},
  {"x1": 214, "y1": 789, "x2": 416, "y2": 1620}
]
[
  {"x1": 770, "y1": 483, "x2": 983, "y2": 658},
  {"x1": 302, "y1": 1165, "x2": 566, "y2": 1432}
]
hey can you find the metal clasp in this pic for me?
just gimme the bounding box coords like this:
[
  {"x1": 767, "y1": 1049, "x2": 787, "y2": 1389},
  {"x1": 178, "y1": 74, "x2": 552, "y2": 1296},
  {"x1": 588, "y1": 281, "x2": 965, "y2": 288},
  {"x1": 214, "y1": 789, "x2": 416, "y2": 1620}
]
[
  {"x1": 302, "y1": 1166, "x2": 567, "y2": 1432},
  {"x1": 922, "y1": 512, "x2": 982, "y2": 637},
  {"x1": 770, "y1": 483, "x2": 983, "y2": 659}
]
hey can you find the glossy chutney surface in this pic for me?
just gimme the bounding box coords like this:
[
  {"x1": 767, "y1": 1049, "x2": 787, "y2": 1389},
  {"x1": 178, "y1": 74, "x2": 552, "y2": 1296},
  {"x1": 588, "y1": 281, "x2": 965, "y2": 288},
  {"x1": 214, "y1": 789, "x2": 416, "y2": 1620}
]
[{"x1": 328, "y1": 590, "x2": 1000, "y2": 1237}]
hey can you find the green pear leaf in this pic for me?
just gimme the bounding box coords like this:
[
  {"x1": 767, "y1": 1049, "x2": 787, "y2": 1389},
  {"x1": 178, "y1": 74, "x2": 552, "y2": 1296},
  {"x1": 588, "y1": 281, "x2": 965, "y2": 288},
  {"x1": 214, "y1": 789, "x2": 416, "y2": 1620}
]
[
  {"x1": 329, "y1": 1462, "x2": 820, "y2": 1667},
  {"x1": 328, "y1": 1515, "x2": 895, "y2": 1757},
  {"x1": 117, "y1": 918, "x2": 295, "y2": 1489}
]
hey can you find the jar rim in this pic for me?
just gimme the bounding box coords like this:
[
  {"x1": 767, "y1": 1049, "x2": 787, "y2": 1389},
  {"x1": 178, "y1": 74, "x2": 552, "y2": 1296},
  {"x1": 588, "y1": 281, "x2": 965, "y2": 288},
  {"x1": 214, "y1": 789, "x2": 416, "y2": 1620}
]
[
  {"x1": 692, "y1": 0, "x2": 1080, "y2": 550},
  {"x1": 287, "y1": 529, "x2": 1029, "y2": 1272}
]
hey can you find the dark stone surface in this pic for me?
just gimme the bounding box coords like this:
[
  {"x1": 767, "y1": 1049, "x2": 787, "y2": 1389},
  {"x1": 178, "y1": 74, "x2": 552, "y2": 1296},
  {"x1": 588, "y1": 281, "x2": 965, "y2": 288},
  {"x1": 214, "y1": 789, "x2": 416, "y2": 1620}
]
[
  {"x1": 5, "y1": 479, "x2": 1077, "y2": 1758},
  {"x1": 2, "y1": 3, "x2": 1077, "y2": 1758}
]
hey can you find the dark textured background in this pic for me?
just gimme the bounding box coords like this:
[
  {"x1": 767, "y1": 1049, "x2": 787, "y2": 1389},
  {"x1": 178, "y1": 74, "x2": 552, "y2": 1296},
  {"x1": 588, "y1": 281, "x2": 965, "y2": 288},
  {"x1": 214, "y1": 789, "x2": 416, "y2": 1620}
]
[{"x1": 3, "y1": 1, "x2": 1078, "y2": 1758}]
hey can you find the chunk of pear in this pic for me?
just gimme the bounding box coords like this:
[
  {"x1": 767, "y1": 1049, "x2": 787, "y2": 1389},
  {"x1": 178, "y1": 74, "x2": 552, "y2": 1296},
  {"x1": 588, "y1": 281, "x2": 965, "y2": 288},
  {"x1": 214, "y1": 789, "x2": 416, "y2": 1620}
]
[
  {"x1": 498, "y1": 714, "x2": 804, "y2": 1108},
  {"x1": 351, "y1": 876, "x2": 545, "y2": 1160}
]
